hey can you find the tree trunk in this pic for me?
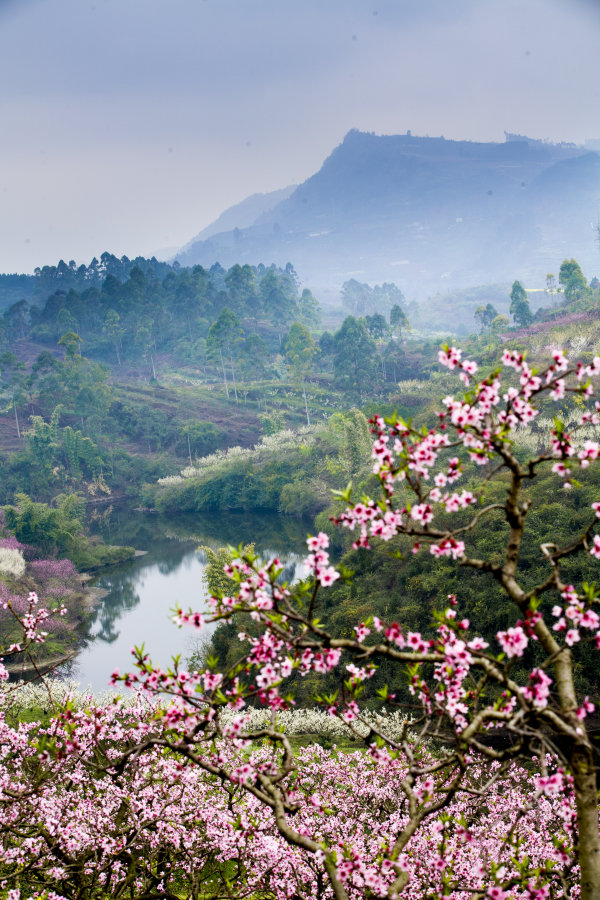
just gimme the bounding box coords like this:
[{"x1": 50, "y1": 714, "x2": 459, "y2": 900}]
[
  {"x1": 12, "y1": 390, "x2": 20, "y2": 439},
  {"x1": 219, "y1": 349, "x2": 230, "y2": 400},
  {"x1": 572, "y1": 746, "x2": 600, "y2": 899},
  {"x1": 302, "y1": 380, "x2": 310, "y2": 426},
  {"x1": 230, "y1": 355, "x2": 239, "y2": 404}
]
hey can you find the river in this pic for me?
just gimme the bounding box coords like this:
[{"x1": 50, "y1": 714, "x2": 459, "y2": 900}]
[{"x1": 68, "y1": 504, "x2": 311, "y2": 692}]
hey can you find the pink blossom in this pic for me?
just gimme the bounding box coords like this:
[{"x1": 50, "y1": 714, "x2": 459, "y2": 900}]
[
  {"x1": 576, "y1": 697, "x2": 595, "y2": 720},
  {"x1": 410, "y1": 503, "x2": 434, "y2": 525},
  {"x1": 307, "y1": 532, "x2": 329, "y2": 551},
  {"x1": 496, "y1": 625, "x2": 528, "y2": 658},
  {"x1": 522, "y1": 668, "x2": 553, "y2": 709}
]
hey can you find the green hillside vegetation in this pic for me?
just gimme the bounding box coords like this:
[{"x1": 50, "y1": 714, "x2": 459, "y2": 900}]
[
  {"x1": 190, "y1": 259, "x2": 600, "y2": 699},
  {"x1": 0, "y1": 255, "x2": 422, "y2": 509},
  {"x1": 145, "y1": 409, "x2": 376, "y2": 517}
]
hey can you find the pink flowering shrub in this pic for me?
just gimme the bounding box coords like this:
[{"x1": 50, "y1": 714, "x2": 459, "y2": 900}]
[
  {"x1": 28, "y1": 559, "x2": 77, "y2": 582},
  {"x1": 0, "y1": 537, "x2": 36, "y2": 562},
  {"x1": 28, "y1": 559, "x2": 79, "y2": 601},
  {"x1": 0, "y1": 538, "x2": 26, "y2": 553}
]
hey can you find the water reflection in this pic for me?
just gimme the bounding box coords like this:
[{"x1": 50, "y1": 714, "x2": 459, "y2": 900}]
[{"x1": 70, "y1": 505, "x2": 310, "y2": 691}]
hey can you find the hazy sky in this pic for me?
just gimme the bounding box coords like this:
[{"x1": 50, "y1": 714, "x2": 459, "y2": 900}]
[{"x1": 1, "y1": 0, "x2": 599, "y2": 273}]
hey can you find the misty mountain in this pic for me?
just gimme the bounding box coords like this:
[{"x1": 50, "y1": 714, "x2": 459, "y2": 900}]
[
  {"x1": 180, "y1": 185, "x2": 296, "y2": 248},
  {"x1": 175, "y1": 130, "x2": 600, "y2": 300}
]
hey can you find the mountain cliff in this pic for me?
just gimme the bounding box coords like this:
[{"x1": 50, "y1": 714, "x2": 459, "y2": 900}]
[{"x1": 176, "y1": 131, "x2": 600, "y2": 298}]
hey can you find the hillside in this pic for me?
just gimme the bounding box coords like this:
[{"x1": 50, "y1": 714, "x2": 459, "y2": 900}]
[
  {"x1": 176, "y1": 130, "x2": 600, "y2": 300},
  {"x1": 180, "y1": 185, "x2": 296, "y2": 248}
]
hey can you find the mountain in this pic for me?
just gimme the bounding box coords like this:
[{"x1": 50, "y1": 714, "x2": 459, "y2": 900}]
[
  {"x1": 179, "y1": 185, "x2": 296, "y2": 250},
  {"x1": 175, "y1": 130, "x2": 600, "y2": 300}
]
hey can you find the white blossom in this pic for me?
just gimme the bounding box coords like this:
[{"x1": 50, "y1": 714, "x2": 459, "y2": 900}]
[{"x1": 0, "y1": 548, "x2": 26, "y2": 578}]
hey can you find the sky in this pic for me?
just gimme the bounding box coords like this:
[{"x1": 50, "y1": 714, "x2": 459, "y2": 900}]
[{"x1": 0, "y1": 0, "x2": 599, "y2": 273}]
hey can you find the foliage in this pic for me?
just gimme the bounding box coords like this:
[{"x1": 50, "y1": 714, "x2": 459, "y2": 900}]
[
  {"x1": 341, "y1": 280, "x2": 406, "y2": 318},
  {"x1": 389, "y1": 303, "x2": 409, "y2": 339},
  {"x1": 333, "y1": 317, "x2": 380, "y2": 397},
  {"x1": 559, "y1": 258, "x2": 590, "y2": 304},
  {"x1": 178, "y1": 421, "x2": 223, "y2": 460},
  {"x1": 152, "y1": 413, "x2": 373, "y2": 517},
  {"x1": 509, "y1": 280, "x2": 533, "y2": 327},
  {"x1": 284, "y1": 322, "x2": 317, "y2": 374},
  {"x1": 2, "y1": 493, "x2": 133, "y2": 570},
  {"x1": 473, "y1": 302, "x2": 498, "y2": 331}
]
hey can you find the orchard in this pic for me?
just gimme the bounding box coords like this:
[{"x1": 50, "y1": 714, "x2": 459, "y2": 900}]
[{"x1": 2, "y1": 346, "x2": 600, "y2": 899}]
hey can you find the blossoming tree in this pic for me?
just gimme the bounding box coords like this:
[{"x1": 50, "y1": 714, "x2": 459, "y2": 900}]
[
  {"x1": 3, "y1": 346, "x2": 600, "y2": 899},
  {"x1": 109, "y1": 346, "x2": 600, "y2": 899}
]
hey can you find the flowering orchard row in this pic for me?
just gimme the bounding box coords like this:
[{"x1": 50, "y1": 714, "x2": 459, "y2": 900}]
[{"x1": 0, "y1": 691, "x2": 581, "y2": 900}]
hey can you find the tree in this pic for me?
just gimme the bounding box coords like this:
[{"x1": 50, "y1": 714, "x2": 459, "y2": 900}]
[
  {"x1": 224, "y1": 263, "x2": 259, "y2": 316},
  {"x1": 58, "y1": 331, "x2": 83, "y2": 359},
  {"x1": 318, "y1": 331, "x2": 335, "y2": 357},
  {"x1": 206, "y1": 307, "x2": 244, "y2": 402},
  {"x1": 117, "y1": 345, "x2": 600, "y2": 900},
  {"x1": 239, "y1": 333, "x2": 269, "y2": 382},
  {"x1": 56, "y1": 307, "x2": 78, "y2": 339},
  {"x1": 389, "y1": 303, "x2": 409, "y2": 340},
  {"x1": 4, "y1": 491, "x2": 86, "y2": 558},
  {"x1": 559, "y1": 258, "x2": 589, "y2": 304},
  {"x1": 3, "y1": 299, "x2": 29, "y2": 340},
  {"x1": 509, "y1": 280, "x2": 533, "y2": 327},
  {"x1": 341, "y1": 279, "x2": 371, "y2": 317},
  {"x1": 297, "y1": 288, "x2": 321, "y2": 329},
  {"x1": 545, "y1": 272, "x2": 561, "y2": 306},
  {"x1": 134, "y1": 318, "x2": 157, "y2": 379},
  {"x1": 102, "y1": 309, "x2": 124, "y2": 366},
  {"x1": 373, "y1": 282, "x2": 405, "y2": 316},
  {"x1": 283, "y1": 322, "x2": 317, "y2": 425},
  {"x1": 179, "y1": 421, "x2": 222, "y2": 463},
  {"x1": 259, "y1": 268, "x2": 297, "y2": 333},
  {"x1": 364, "y1": 313, "x2": 389, "y2": 339},
  {"x1": 473, "y1": 302, "x2": 498, "y2": 331},
  {"x1": 490, "y1": 313, "x2": 510, "y2": 333},
  {"x1": 333, "y1": 316, "x2": 379, "y2": 397},
  {"x1": 0, "y1": 351, "x2": 26, "y2": 439}
]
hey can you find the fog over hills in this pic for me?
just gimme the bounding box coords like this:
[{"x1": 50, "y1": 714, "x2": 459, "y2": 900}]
[
  {"x1": 175, "y1": 130, "x2": 600, "y2": 300},
  {"x1": 180, "y1": 185, "x2": 296, "y2": 247}
]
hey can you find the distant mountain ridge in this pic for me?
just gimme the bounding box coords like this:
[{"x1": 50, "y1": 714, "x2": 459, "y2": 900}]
[
  {"x1": 175, "y1": 130, "x2": 600, "y2": 299},
  {"x1": 179, "y1": 185, "x2": 296, "y2": 249}
]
